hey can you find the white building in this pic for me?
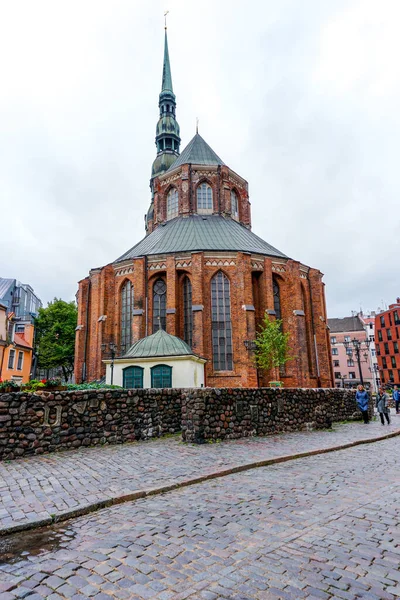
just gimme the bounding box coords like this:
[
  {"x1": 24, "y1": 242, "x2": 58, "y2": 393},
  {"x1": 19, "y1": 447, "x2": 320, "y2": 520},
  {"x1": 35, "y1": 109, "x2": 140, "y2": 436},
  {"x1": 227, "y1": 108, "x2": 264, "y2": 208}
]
[{"x1": 104, "y1": 328, "x2": 206, "y2": 388}]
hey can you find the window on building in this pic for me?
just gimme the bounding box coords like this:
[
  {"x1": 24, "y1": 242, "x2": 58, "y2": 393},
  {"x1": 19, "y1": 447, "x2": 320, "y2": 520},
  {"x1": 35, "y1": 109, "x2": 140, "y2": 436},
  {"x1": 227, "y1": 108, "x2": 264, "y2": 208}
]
[
  {"x1": 380, "y1": 315, "x2": 385, "y2": 327},
  {"x1": 395, "y1": 311, "x2": 400, "y2": 325},
  {"x1": 376, "y1": 346, "x2": 381, "y2": 355},
  {"x1": 384, "y1": 342, "x2": 389, "y2": 354},
  {"x1": 398, "y1": 369, "x2": 400, "y2": 381},
  {"x1": 369, "y1": 323, "x2": 373, "y2": 329},
  {"x1": 334, "y1": 372, "x2": 341, "y2": 379},
  {"x1": 151, "y1": 365, "x2": 172, "y2": 388},
  {"x1": 333, "y1": 360, "x2": 340, "y2": 367},
  {"x1": 17, "y1": 351, "x2": 23, "y2": 371},
  {"x1": 332, "y1": 348, "x2": 338, "y2": 356},
  {"x1": 231, "y1": 190, "x2": 239, "y2": 219},
  {"x1": 371, "y1": 349, "x2": 376, "y2": 357},
  {"x1": 378, "y1": 330, "x2": 383, "y2": 342},
  {"x1": 15, "y1": 325, "x2": 25, "y2": 334},
  {"x1": 273, "y1": 278, "x2": 281, "y2": 321},
  {"x1": 183, "y1": 276, "x2": 192, "y2": 348},
  {"x1": 331, "y1": 336, "x2": 336, "y2": 344},
  {"x1": 153, "y1": 279, "x2": 166, "y2": 332},
  {"x1": 394, "y1": 341, "x2": 399, "y2": 354},
  {"x1": 167, "y1": 188, "x2": 179, "y2": 219},
  {"x1": 120, "y1": 280, "x2": 134, "y2": 353},
  {"x1": 387, "y1": 329, "x2": 392, "y2": 340},
  {"x1": 382, "y1": 357, "x2": 387, "y2": 369},
  {"x1": 123, "y1": 366, "x2": 143, "y2": 389},
  {"x1": 197, "y1": 183, "x2": 213, "y2": 213},
  {"x1": 369, "y1": 335, "x2": 374, "y2": 342},
  {"x1": 8, "y1": 349, "x2": 15, "y2": 369},
  {"x1": 211, "y1": 271, "x2": 233, "y2": 371},
  {"x1": 389, "y1": 313, "x2": 392, "y2": 326},
  {"x1": 344, "y1": 336, "x2": 350, "y2": 342},
  {"x1": 347, "y1": 359, "x2": 354, "y2": 367},
  {"x1": 346, "y1": 348, "x2": 353, "y2": 355},
  {"x1": 391, "y1": 356, "x2": 397, "y2": 368},
  {"x1": 349, "y1": 372, "x2": 356, "y2": 379},
  {"x1": 389, "y1": 369, "x2": 394, "y2": 381}
]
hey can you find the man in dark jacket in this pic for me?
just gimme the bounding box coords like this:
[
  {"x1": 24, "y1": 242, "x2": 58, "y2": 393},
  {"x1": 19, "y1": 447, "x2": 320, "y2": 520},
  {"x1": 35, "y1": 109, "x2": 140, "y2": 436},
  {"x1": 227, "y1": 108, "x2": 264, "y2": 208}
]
[
  {"x1": 356, "y1": 385, "x2": 370, "y2": 424},
  {"x1": 393, "y1": 385, "x2": 400, "y2": 414}
]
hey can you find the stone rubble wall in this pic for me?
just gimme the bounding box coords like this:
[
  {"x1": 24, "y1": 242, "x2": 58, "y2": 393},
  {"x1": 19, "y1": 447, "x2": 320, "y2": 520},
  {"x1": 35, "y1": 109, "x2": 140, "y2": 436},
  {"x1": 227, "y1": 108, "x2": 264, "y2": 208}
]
[{"x1": 0, "y1": 388, "x2": 366, "y2": 460}]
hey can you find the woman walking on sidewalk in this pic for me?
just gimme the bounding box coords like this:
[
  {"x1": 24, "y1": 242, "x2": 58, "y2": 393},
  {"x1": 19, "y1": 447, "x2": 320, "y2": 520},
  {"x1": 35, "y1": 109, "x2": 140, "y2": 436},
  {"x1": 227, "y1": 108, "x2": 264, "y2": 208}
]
[
  {"x1": 376, "y1": 387, "x2": 391, "y2": 425},
  {"x1": 356, "y1": 385, "x2": 370, "y2": 424}
]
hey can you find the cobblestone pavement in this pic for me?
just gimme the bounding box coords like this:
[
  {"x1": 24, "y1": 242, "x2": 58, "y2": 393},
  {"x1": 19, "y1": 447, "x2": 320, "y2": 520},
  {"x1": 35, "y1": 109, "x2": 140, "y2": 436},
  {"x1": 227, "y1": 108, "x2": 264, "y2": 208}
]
[
  {"x1": 1, "y1": 418, "x2": 399, "y2": 534},
  {"x1": 1, "y1": 436, "x2": 400, "y2": 599}
]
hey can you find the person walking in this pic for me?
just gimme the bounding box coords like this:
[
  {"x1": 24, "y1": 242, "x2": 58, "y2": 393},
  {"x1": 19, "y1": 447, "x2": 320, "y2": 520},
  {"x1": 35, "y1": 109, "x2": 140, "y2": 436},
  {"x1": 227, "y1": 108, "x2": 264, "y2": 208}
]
[
  {"x1": 393, "y1": 385, "x2": 400, "y2": 414},
  {"x1": 376, "y1": 387, "x2": 391, "y2": 425},
  {"x1": 356, "y1": 384, "x2": 370, "y2": 424}
]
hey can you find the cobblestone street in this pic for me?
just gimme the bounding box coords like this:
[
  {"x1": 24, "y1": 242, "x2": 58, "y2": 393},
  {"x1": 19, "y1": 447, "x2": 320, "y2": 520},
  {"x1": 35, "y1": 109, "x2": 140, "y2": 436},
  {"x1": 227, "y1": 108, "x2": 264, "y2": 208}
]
[
  {"x1": 1, "y1": 419, "x2": 399, "y2": 534},
  {"x1": 1, "y1": 431, "x2": 400, "y2": 599}
]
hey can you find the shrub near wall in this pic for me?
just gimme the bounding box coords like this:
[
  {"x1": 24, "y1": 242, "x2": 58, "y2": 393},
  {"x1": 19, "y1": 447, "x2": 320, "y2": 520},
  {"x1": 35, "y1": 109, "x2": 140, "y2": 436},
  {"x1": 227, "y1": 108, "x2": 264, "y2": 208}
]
[
  {"x1": 181, "y1": 388, "x2": 366, "y2": 443},
  {"x1": 0, "y1": 388, "x2": 183, "y2": 460}
]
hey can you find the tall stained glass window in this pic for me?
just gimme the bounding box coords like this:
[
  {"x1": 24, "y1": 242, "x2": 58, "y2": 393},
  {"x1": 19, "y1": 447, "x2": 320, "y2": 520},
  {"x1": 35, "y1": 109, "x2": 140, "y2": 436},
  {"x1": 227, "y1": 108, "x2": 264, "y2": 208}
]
[
  {"x1": 167, "y1": 188, "x2": 179, "y2": 219},
  {"x1": 231, "y1": 190, "x2": 239, "y2": 218},
  {"x1": 273, "y1": 278, "x2": 281, "y2": 320},
  {"x1": 183, "y1": 276, "x2": 192, "y2": 347},
  {"x1": 197, "y1": 183, "x2": 213, "y2": 213},
  {"x1": 153, "y1": 279, "x2": 166, "y2": 332},
  {"x1": 120, "y1": 280, "x2": 133, "y2": 352},
  {"x1": 211, "y1": 271, "x2": 233, "y2": 370}
]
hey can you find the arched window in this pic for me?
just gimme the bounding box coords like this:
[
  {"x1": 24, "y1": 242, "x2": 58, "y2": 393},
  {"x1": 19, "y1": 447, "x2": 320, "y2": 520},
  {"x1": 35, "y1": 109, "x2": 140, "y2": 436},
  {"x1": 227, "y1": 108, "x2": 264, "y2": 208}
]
[
  {"x1": 153, "y1": 279, "x2": 166, "y2": 332},
  {"x1": 231, "y1": 190, "x2": 239, "y2": 219},
  {"x1": 120, "y1": 280, "x2": 134, "y2": 352},
  {"x1": 151, "y1": 364, "x2": 172, "y2": 388},
  {"x1": 123, "y1": 366, "x2": 143, "y2": 389},
  {"x1": 211, "y1": 271, "x2": 233, "y2": 370},
  {"x1": 197, "y1": 182, "x2": 213, "y2": 213},
  {"x1": 273, "y1": 277, "x2": 281, "y2": 321},
  {"x1": 183, "y1": 276, "x2": 192, "y2": 347},
  {"x1": 167, "y1": 188, "x2": 179, "y2": 219}
]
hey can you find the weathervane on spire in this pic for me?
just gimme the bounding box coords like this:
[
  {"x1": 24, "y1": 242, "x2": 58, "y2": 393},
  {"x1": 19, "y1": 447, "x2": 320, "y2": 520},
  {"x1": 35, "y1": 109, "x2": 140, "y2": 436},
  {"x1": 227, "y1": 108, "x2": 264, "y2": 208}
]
[
  {"x1": 164, "y1": 10, "x2": 169, "y2": 30},
  {"x1": 196, "y1": 117, "x2": 199, "y2": 134}
]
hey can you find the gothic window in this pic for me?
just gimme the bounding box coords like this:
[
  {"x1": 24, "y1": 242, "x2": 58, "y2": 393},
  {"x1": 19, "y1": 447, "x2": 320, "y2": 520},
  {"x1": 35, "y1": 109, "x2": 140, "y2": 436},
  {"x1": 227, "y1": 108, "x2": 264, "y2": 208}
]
[
  {"x1": 197, "y1": 182, "x2": 213, "y2": 213},
  {"x1": 273, "y1": 278, "x2": 281, "y2": 320},
  {"x1": 231, "y1": 190, "x2": 239, "y2": 219},
  {"x1": 153, "y1": 279, "x2": 166, "y2": 332},
  {"x1": 151, "y1": 364, "x2": 172, "y2": 388},
  {"x1": 211, "y1": 271, "x2": 233, "y2": 371},
  {"x1": 167, "y1": 188, "x2": 179, "y2": 219},
  {"x1": 183, "y1": 276, "x2": 193, "y2": 347},
  {"x1": 123, "y1": 366, "x2": 143, "y2": 389},
  {"x1": 120, "y1": 280, "x2": 133, "y2": 352}
]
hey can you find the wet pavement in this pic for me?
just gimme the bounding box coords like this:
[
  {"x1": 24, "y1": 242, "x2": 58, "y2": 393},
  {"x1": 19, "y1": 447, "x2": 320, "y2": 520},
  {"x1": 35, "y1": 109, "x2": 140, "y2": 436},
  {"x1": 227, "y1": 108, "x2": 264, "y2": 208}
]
[
  {"x1": 1, "y1": 436, "x2": 400, "y2": 599},
  {"x1": 1, "y1": 418, "x2": 399, "y2": 535}
]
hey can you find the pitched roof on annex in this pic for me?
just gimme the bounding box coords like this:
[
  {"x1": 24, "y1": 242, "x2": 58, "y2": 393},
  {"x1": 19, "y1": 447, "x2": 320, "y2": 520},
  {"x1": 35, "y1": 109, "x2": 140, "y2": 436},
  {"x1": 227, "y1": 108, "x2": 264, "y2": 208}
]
[
  {"x1": 166, "y1": 133, "x2": 225, "y2": 172},
  {"x1": 328, "y1": 316, "x2": 365, "y2": 333},
  {"x1": 115, "y1": 215, "x2": 288, "y2": 263},
  {"x1": 122, "y1": 328, "x2": 193, "y2": 359}
]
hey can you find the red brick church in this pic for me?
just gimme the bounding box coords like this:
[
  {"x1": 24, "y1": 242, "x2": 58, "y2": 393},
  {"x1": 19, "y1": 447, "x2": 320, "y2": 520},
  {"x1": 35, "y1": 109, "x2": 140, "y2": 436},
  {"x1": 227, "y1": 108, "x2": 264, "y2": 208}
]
[{"x1": 74, "y1": 29, "x2": 333, "y2": 389}]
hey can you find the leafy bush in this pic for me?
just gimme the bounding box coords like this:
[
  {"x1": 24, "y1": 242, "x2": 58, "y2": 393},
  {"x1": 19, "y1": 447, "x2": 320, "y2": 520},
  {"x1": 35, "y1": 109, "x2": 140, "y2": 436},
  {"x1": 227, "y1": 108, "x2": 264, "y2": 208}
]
[
  {"x1": 0, "y1": 379, "x2": 20, "y2": 391},
  {"x1": 66, "y1": 383, "x2": 122, "y2": 390}
]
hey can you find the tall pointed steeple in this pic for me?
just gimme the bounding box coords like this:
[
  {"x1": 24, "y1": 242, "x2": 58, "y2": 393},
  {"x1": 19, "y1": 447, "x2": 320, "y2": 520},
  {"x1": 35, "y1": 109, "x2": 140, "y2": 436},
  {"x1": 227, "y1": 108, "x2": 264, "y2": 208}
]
[{"x1": 151, "y1": 26, "x2": 181, "y2": 180}]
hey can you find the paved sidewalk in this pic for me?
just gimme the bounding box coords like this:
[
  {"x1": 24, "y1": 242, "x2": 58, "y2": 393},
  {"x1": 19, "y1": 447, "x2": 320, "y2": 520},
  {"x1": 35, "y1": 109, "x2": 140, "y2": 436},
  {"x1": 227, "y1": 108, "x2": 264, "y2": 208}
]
[{"x1": 1, "y1": 417, "x2": 399, "y2": 535}]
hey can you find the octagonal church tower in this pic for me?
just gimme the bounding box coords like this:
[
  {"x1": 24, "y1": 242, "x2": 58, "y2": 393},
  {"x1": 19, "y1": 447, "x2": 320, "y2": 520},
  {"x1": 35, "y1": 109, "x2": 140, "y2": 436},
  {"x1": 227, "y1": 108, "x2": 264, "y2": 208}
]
[{"x1": 74, "y1": 29, "x2": 333, "y2": 388}]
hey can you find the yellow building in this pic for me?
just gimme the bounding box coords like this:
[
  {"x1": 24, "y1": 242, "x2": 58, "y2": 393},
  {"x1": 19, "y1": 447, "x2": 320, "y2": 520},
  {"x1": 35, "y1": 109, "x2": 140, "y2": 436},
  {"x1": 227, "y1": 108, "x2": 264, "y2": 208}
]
[{"x1": 0, "y1": 307, "x2": 34, "y2": 385}]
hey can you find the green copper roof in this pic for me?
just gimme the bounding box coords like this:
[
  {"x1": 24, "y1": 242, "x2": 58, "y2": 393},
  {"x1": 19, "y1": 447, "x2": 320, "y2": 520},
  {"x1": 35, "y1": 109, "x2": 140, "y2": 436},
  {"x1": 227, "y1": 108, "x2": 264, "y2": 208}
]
[
  {"x1": 115, "y1": 215, "x2": 288, "y2": 262},
  {"x1": 167, "y1": 134, "x2": 225, "y2": 172},
  {"x1": 122, "y1": 328, "x2": 193, "y2": 359},
  {"x1": 161, "y1": 30, "x2": 173, "y2": 94}
]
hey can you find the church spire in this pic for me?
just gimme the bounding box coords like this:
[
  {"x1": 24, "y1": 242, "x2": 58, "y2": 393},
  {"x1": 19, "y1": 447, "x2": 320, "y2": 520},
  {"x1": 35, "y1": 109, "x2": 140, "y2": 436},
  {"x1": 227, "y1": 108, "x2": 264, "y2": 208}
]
[{"x1": 151, "y1": 23, "x2": 181, "y2": 180}]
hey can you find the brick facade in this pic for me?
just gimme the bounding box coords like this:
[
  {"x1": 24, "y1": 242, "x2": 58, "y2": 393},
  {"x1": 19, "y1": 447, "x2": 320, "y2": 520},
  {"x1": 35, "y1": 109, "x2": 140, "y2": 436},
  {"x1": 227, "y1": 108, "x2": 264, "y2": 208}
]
[{"x1": 375, "y1": 298, "x2": 400, "y2": 386}]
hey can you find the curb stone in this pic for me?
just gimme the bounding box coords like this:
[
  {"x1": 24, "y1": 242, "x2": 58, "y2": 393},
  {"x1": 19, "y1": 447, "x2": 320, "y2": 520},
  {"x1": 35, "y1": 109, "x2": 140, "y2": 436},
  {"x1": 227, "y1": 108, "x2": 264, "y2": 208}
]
[{"x1": 2, "y1": 427, "x2": 400, "y2": 537}]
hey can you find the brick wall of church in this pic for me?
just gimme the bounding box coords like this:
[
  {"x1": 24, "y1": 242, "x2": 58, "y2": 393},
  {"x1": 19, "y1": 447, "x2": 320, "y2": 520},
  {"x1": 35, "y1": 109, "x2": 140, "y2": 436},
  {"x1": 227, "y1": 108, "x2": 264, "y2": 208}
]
[{"x1": 74, "y1": 250, "x2": 333, "y2": 388}]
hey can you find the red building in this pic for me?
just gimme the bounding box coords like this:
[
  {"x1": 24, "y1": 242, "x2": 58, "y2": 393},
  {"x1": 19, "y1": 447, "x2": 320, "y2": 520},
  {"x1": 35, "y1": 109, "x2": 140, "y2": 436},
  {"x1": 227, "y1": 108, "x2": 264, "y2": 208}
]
[
  {"x1": 74, "y1": 30, "x2": 333, "y2": 389},
  {"x1": 375, "y1": 298, "x2": 400, "y2": 386}
]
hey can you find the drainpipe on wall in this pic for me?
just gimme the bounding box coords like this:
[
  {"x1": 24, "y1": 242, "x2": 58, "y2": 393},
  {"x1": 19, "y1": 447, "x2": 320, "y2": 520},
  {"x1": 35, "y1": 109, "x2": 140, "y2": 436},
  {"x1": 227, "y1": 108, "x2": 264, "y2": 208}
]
[{"x1": 82, "y1": 280, "x2": 91, "y2": 382}]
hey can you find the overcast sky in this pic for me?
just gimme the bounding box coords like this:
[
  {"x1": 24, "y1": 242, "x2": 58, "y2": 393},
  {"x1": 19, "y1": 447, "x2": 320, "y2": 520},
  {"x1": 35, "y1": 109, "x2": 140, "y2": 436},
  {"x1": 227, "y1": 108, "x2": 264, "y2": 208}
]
[{"x1": 1, "y1": 0, "x2": 399, "y2": 317}]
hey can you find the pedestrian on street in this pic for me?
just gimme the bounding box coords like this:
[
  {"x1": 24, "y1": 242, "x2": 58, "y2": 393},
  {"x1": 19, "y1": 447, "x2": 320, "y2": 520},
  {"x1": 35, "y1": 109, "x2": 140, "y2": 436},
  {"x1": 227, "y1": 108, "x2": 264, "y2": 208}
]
[
  {"x1": 356, "y1": 384, "x2": 370, "y2": 424},
  {"x1": 376, "y1": 387, "x2": 391, "y2": 425},
  {"x1": 393, "y1": 385, "x2": 400, "y2": 414}
]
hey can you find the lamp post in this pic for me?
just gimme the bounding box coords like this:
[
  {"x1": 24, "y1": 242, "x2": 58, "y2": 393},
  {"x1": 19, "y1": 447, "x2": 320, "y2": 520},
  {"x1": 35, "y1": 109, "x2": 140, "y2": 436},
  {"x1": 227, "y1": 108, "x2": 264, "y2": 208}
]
[
  {"x1": 340, "y1": 374, "x2": 347, "y2": 388},
  {"x1": 343, "y1": 337, "x2": 371, "y2": 387},
  {"x1": 369, "y1": 363, "x2": 380, "y2": 392},
  {"x1": 101, "y1": 342, "x2": 118, "y2": 385}
]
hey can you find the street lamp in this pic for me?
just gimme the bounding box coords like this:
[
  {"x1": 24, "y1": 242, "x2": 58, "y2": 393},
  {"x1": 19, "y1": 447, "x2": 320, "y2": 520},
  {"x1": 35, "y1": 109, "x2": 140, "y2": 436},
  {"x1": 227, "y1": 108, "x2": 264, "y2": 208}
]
[
  {"x1": 369, "y1": 363, "x2": 380, "y2": 392},
  {"x1": 101, "y1": 342, "x2": 118, "y2": 385},
  {"x1": 343, "y1": 337, "x2": 371, "y2": 387},
  {"x1": 340, "y1": 374, "x2": 347, "y2": 388}
]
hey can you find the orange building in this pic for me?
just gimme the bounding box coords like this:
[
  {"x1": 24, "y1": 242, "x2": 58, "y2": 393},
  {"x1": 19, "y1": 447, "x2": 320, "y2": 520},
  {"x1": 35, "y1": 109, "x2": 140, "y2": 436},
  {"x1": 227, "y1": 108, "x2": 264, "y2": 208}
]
[{"x1": 0, "y1": 308, "x2": 34, "y2": 385}]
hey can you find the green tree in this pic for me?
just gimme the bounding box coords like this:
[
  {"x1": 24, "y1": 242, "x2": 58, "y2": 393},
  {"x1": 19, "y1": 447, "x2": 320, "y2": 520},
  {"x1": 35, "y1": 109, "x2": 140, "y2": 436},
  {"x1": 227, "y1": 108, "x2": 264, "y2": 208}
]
[
  {"x1": 34, "y1": 298, "x2": 77, "y2": 381},
  {"x1": 253, "y1": 315, "x2": 291, "y2": 377}
]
